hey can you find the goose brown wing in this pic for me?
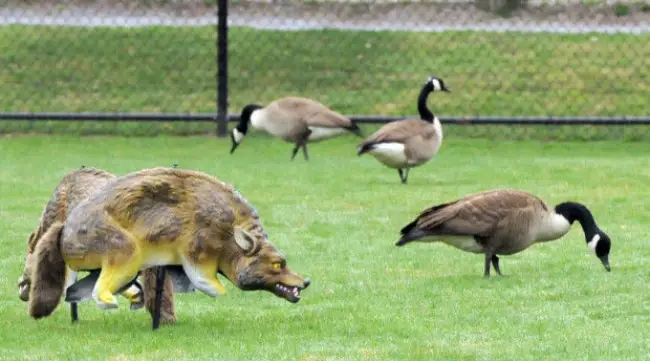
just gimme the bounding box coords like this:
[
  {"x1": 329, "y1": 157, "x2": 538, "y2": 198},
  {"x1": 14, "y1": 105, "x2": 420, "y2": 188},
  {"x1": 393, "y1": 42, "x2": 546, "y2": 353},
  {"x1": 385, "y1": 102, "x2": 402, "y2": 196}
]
[
  {"x1": 358, "y1": 119, "x2": 433, "y2": 154},
  {"x1": 404, "y1": 189, "x2": 543, "y2": 238},
  {"x1": 303, "y1": 108, "x2": 353, "y2": 128},
  {"x1": 272, "y1": 97, "x2": 360, "y2": 135}
]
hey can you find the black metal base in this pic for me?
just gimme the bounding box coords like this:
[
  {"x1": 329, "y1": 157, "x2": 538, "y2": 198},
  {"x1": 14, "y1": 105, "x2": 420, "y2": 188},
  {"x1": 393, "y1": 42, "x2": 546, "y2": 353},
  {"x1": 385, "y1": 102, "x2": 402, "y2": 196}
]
[
  {"x1": 152, "y1": 266, "x2": 166, "y2": 330},
  {"x1": 69, "y1": 267, "x2": 167, "y2": 331},
  {"x1": 70, "y1": 302, "x2": 78, "y2": 322}
]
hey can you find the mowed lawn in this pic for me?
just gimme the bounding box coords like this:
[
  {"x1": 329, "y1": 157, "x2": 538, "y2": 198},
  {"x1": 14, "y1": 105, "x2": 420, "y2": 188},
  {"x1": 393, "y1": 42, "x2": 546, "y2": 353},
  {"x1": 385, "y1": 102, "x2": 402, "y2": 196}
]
[{"x1": 0, "y1": 133, "x2": 649, "y2": 361}]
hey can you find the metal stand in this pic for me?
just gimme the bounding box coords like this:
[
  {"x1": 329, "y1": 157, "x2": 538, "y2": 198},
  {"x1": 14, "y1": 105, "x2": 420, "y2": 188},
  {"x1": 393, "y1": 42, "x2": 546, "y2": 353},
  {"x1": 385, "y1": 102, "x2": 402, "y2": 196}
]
[
  {"x1": 70, "y1": 302, "x2": 78, "y2": 322},
  {"x1": 66, "y1": 271, "x2": 141, "y2": 326},
  {"x1": 152, "y1": 266, "x2": 166, "y2": 331},
  {"x1": 216, "y1": 0, "x2": 229, "y2": 137}
]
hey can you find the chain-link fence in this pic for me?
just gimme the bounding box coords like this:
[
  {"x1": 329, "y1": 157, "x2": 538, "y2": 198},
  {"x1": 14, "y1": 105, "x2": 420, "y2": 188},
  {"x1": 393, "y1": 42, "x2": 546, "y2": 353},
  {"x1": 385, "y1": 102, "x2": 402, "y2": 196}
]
[{"x1": 1, "y1": 0, "x2": 649, "y2": 138}]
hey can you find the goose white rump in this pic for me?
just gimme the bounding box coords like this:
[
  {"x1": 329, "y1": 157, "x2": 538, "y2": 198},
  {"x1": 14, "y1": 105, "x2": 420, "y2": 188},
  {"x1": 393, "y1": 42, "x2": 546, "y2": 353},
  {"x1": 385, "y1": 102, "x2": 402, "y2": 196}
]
[
  {"x1": 308, "y1": 126, "x2": 347, "y2": 141},
  {"x1": 368, "y1": 143, "x2": 408, "y2": 168},
  {"x1": 419, "y1": 235, "x2": 484, "y2": 253}
]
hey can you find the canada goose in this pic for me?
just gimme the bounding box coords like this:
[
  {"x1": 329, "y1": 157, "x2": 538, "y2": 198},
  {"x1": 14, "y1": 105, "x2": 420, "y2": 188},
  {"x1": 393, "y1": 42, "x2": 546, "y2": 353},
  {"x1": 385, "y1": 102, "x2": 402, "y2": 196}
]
[
  {"x1": 396, "y1": 189, "x2": 612, "y2": 277},
  {"x1": 357, "y1": 76, "x2": 450, "y2": 184},
  {"x1": 230, "y1": 97, "x2": 363, "y2": 161}
]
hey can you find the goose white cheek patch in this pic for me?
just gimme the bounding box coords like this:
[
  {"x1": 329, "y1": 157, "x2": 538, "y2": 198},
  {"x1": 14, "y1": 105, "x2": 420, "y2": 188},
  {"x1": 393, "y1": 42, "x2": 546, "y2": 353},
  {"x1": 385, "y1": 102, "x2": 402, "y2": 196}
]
[
  {"x1": 587, "y1": 234, "x2": 600, "y2": 252},
  {"x1": 233, "y1": 129, "x2": 244, "y2": 143},
  {"x1": 432, "y1": 78, "x2": 442, "y2": 91}
]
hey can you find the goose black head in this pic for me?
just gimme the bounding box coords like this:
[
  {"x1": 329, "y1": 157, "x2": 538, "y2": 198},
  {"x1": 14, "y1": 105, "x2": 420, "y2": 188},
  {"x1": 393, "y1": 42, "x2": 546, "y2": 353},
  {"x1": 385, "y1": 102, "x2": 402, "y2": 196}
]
[
  {"x1": 230, "y1": 104, "x2": 262, "y2": 154},
  {"x1": 588, "y1": 232, "x2": 612, "y2": 272},
  {"x1": 426, "y1": 75, "x2": 451, "y2": 93},
  {"x1": 555, "y1": 201, "x2": 611, "y2": 272},
  {"x1": 418, "y1": 75, "x2": 450, "y2": 122}
]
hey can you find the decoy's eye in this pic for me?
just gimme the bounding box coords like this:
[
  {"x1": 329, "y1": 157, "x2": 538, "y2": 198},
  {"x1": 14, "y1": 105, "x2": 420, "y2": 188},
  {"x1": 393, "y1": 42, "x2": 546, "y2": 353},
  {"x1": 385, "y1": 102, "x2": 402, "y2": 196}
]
[{"x1": 272, "y1": 262, "x2": 282, "y2": 270}]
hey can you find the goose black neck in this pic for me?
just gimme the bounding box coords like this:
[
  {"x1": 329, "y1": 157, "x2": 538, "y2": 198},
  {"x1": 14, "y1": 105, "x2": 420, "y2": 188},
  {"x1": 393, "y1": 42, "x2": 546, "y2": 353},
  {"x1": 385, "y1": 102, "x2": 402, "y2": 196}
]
[
  {"x1": 237, "y1": 104, "x2": 262, "y2": 134},
  {"x1": 555, "y1": 202, "x2": 599, "y2": 240},
  {"x1": 417, "y1": 83, "x2": 435, "y2": 122}
]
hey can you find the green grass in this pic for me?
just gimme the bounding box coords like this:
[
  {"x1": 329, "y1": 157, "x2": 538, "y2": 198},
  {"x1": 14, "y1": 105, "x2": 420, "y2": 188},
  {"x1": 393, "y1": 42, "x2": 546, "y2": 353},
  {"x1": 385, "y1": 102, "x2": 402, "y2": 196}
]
[
  {"x1": 1, "y1": 25, "x2": 649, "y2": 118},
  {"x1": 1, "y1": 133, "x2": 649, "y2": 360}
]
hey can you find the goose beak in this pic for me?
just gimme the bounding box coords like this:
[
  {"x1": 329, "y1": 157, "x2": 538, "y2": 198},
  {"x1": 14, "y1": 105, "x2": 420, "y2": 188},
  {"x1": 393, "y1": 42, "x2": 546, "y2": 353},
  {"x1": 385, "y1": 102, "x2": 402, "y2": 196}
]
[
  {"x1": 443, "y1": 87, "x2": 451, "y2": 93},
  {"x1": 598, "y1": 255, "x2": 611, "y2": 272},
  {"x1": 229, "y1": 133, "x2": 239, "y2": 154}
]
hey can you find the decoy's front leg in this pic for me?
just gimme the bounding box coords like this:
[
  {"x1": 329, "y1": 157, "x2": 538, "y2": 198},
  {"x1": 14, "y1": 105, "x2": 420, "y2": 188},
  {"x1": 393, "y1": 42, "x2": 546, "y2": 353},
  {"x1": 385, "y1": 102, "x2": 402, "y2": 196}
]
[
  {"x1": 301, "y1": 144, "x2": 309, "y2": 161},
  {"x1": 491, "y1": 255, "x2": 503, "y2": 276}
]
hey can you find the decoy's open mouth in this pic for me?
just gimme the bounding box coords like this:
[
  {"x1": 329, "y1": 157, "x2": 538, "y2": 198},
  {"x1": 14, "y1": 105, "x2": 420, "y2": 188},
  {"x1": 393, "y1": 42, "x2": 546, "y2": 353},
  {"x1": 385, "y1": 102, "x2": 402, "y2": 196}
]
[{"x1": 272, "y1": 280, "x2": 310, "y2": 303}]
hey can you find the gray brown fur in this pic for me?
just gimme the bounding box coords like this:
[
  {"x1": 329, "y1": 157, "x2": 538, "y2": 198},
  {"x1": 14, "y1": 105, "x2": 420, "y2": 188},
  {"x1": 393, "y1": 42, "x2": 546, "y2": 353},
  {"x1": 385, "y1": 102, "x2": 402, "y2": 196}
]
[
  {"x1": 28, "y1": 221, "x2": 66, "y2": 318},
  {"x1": 20, "y1": 166, "x2": 177, "y2": 323},
  {"x1": 20, "y1": 166, "x2": 117, "y2": 299},
  {"x1": 26, "y1": 167, "x2": 116, "y2": 254},
  {"x1": 29, "y1": 167, "x2": 309, "y2": 319},
  {"x1": 59, "y1": 168, "x2": 251, "y2": 258}
]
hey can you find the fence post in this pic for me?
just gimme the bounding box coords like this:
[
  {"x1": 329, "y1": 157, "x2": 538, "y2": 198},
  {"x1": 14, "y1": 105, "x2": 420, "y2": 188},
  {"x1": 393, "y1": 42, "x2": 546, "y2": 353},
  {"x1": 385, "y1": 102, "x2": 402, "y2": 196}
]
[{"x1": 216, "y1": 0, "x2": 228, "y2": 137}]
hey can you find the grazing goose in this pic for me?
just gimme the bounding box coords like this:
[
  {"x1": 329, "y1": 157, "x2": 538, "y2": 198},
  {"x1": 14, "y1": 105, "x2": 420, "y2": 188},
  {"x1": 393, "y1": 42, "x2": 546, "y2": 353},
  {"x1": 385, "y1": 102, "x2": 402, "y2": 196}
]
[
  {"x1": 357, "y1": 76, "x2": 450, "y2": 184},
  {"x1": 230, "y1": 96, "x2": 362, "y2": 161},
  {"x1": 396, "y1": 189, "x2": 612, "y2": 277}
]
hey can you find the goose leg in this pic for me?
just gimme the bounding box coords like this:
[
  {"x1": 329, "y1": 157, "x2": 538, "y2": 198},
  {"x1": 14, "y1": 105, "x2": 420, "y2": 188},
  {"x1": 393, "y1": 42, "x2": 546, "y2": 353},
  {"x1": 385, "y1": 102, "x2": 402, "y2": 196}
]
[
  {"x1": 291, "y1": 146, "x2": 300, "y2": 161},
  {"x1": 398, "y1": 168, "x2": 411, "y2": 184},
  {"x1": 483, "y1": 253, "x2": 492, "y2": 278},
  {"x1": 491, "y1": 255, "x2": 503, "y2": 276},
  {"x1": 292, "y1": 131, "x2": 311, "y2": 162}
]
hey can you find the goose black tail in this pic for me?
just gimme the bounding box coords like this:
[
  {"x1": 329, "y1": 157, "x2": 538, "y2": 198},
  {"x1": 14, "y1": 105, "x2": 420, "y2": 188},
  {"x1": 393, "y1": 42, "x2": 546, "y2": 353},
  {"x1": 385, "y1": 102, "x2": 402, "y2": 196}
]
[
  {"x1": 396, "y1": 220, "x2": 428, "y2": 246},
  {"x1": 346, "y1": 124, "x2": 363, "y2": 137},
  {"x1": 357, "y1": 142, "x2": 376, "y2": 156}
]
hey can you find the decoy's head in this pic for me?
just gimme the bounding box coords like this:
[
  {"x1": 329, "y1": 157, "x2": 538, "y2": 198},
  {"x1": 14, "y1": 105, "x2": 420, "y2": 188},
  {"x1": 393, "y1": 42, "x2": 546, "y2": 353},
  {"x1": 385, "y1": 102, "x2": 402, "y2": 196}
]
[
  {"x1": 230, "y1": 104, "x2": 262, "y2": 154},
  {"x1": 425, "y1": 75, "x2": 451, "y2": 93}
]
